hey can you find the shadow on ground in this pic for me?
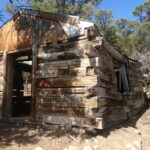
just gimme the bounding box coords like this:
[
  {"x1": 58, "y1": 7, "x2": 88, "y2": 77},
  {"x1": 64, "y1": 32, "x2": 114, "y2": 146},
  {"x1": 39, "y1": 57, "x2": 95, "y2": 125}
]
[{"x1": 0, "y1": 107, "x2": 148, "y2": 148}]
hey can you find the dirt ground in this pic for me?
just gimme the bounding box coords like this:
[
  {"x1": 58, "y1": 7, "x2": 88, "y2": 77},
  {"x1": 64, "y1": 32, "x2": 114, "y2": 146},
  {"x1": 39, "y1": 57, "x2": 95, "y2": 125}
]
[{"x1": 0, "y1": 109, "x2": 150, "y2": 150}]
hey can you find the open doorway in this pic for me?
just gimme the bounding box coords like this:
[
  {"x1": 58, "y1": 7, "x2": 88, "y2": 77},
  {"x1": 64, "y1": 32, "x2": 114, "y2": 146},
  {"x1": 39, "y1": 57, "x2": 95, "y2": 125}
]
[{"x1": 8, "y1": 50, "x2": 32, "y2": 117}]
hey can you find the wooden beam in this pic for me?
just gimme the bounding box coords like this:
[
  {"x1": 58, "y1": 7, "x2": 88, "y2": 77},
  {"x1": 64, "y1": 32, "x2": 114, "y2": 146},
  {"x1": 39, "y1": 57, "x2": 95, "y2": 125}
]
[
  {"x1": 3, "y1": 54, "x2": 13, "y2": 119},
  {"x1": 36, "y1": 115, "x2": 104, "y2": 129},
  {"x1": 37, "y1": 95, "x2": 98, "y2": 108},
  {"x1": 0, "y1": 53, "x2": 6, "y2": 119},
  {"x1": 31, "y1": 18, "x2": 39, "y2": 120},
  {"x1": 37, "y1": 76, "x2": 99, "y2": 88},
  {"x1": 38, "y1": 57, "x2": 101, "y2": 70},
  {"x1": 103, "y1": 40, "x2": 126, "y2": 63},
  {"x1": 37, "y1": 87, "x2": 86, "y2": 96}
]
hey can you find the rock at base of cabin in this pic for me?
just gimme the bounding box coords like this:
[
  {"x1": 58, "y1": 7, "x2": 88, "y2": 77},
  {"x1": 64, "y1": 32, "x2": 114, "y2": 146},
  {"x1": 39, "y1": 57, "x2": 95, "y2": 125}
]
[{"x1": 34, "y1": 147, "x2": 45, "y2": 150}]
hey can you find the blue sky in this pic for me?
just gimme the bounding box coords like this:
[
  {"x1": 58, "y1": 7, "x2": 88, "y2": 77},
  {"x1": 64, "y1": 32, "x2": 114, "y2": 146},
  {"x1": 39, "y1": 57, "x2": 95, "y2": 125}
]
[
  {"x1": 98, "y1": 0, "x2": 144, "y2": 20},
  {"x1": 0, "y1": 0, "x2": 145, "y2": 25},
  {"x1": 0, "y1": 0, "x2": 10, "y2": 24}
]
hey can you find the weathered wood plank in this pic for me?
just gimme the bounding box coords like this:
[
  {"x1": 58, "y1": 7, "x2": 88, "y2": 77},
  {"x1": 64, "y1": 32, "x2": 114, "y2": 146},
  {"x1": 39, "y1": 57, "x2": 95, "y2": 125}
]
[
  {"x1": 0, "y1": 85, "x2": 4, "y2": 92},
  {"x1": 37, "y1": 76, "x2": 99, "y2": 88},
  {"x1": 36, "y1": 115, "x2": 104, "y2": 129},
  {"x1": 38, "y1": 57, "x2": 101, "y2": 70},
  {"x1": 37, "y1": 95, "x2": 98, "y2": 108},
  {"x1": 36, "y1": 106, "x2": 89, "y2": 116},
  {"x1": 31, "y1": 18, "x2": 39, "y2": 119},
  {"x1": 37, "y1": 45, "x2": 101, "y2": 62},
  {"x1": 36, "y1": 76, "x2": 115, "y2": 89},
  {"x1": 36, "y1": 87, "x2": 122, "y2": 101},
  {"x1": 96, "y1": 87, "x2": 122, "y2": 100},
  {"x1": 37, "y1": 97, "x2": 125, "y2": 108},
  {"x1": 98, "y1": 98, "x2": 126, "y2": 107},
  {"x1": 37, "y1": 88, "x2": 86, "y2": 96},
  {"x1": 133, "y1": 99, "x2": 144, "y2": 109},
  {"x1": 36, "y1": 67, "x2": 110, "y2": 82},
  {"x1": 129, "y1": 80, "x2": 143, "y2": 86},
  {"x1": 130, "y1": 87, "x2": 143, "y2": 92},
  {"x1": 103, "y1": 40, "x2": 126, "y2": 62},
  {"x1": 38, "y1": 37, "x2": 102, "y2": 54},
  {"x1": 38, "y1": 48, "x2": 85, "y2": 61},
  {"x1": 128, "y1": 60, "x2": 141, "y2": 68},
  {"x1": 106, "y1": 106, "x2": 130, "y2": 123},
  {"x1": 36, "y1": 69, "x2": 58, "y2": 78},
  {"x1": 36, "y1": 106, "x2": 107, "y2": 119}
]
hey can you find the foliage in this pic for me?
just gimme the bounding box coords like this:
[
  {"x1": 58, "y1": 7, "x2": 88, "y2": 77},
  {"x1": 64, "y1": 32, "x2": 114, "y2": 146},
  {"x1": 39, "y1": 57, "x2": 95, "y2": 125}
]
[
  {"x1": 111, "y1": 0, "x2": 150, "y2": 57},
  {"x1": 5, "y1": 0, "x2": 102, "y2": 19},
  {"x1": 94, "y1": 9, "x2": 119, "y2": 49},
  {"x1": 95, "y1": 9, "x2": 113, "y2": 31}
]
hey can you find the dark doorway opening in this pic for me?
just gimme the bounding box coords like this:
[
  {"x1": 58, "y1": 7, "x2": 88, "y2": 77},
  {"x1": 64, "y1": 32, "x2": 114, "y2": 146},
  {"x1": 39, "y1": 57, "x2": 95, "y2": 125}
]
[{"x1": 10, "y1": 51, "x2": 32, "y2": 117}]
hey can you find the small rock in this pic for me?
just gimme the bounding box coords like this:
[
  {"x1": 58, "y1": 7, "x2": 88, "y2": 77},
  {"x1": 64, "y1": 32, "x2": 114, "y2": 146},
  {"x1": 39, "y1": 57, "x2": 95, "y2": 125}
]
[
  {"x1": 133, "y1": 140, "x2": 142, "y2": 148},
  {"x1": 94, "y1": 138, "x2": 98, "y2": 143},
  {"x1": 93, "y1": 145, "x2": 99, "y2": 150},
  {"x1": 28, "y1": 131, "x2": 36, "y2": 136},
  {"x1": 85, "y1": 139, "x2": 90, "y2": 143},
  {"x1": 34, "y1": 147, "x2": 45, "y2": 150},
  {"x1": 83, "y1": 145, "x2": 92, "y2": 150},
  {"x1": 67, "y1": 146, "x2": 78, "y2": 150},
  {"x1": 126, "y1": 143, "x2": 138, "y2": 150},
  {"x1": 135, "y1": 130, "x2": 141, "y2": 135}
]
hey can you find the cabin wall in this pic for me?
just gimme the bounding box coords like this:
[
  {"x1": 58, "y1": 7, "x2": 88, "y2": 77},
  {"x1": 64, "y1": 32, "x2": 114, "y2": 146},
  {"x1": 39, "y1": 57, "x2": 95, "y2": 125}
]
[
  {"x1": 126, "y1": 60, "x2": 144, "y2": 115},
  {"x1": 100, "y1": 58, "x2": 144, "y2": 127},
  {"x1": 0, "y1": 13, "x2": 67, "y2": 52},
  {"x1": 35, "y1": 36, "x2": 144, "y2": 129},
  {"x1": 0, "y1": 12, "x2": 144, "y2": 128},
  {"x1": 35, "y1": 36, "x2": 108, "y2": 129}
]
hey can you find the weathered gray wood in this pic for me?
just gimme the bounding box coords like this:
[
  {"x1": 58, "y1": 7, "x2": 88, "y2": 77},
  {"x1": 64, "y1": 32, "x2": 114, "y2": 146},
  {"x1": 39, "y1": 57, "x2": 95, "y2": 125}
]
[
  {"x1": 37, "y1": 95, "x2": 98, "y2": 108},
  {"x1": 37, "y1": 46, "x2": 101, "y2": 62},
  {"x1": 0, "y1": 54, "x2": 4, "y2": 119},
  {"x1": 36, "y1": 69, "x2": 58, "y2": 78},
  {"x1": 36, "y1": 106, "x2": 91, "y2": 117},
  {"x1": 1, "y1": 52, "x2": 7, "y2": 119},
  {"x1": 4, "y1": 54, "x2": 13, "y2": 119},
  {"x1": 37, "y1": 88, "x2": 86, "y2": 96},
  {"x1": 36, "y1": 67, "x2": 111, "y2": 83},
  {"x1": 103, "y1": 40, "x2": 126, "y2": 63},
  {"x1": 38, "y1": 37, "x2": 102, "y2": 54},
  {"x1": 37, "y1": 76, "x2": 99, "y2": 88},
  {"x1": 38, "y1": 57, "x2": 101, "y2": 70},
  {"x1": 128, "y1": 59, "x2": 141, "y2": 68},
  {"x1": 32, "y1": 18, "x2": 40, "y2": 119},
  {"x1": 36, "y1": 115, "x2": 104, "y2": 129},
  {"x1": 36, "y1": 87, "x2": 122, "y2": 101},
  {"x1": 36, "y1": 105, "x2": 107, "y2": 119},
  {"x1": 107, "y1": 107, "x2": 129, "y2": 123}
]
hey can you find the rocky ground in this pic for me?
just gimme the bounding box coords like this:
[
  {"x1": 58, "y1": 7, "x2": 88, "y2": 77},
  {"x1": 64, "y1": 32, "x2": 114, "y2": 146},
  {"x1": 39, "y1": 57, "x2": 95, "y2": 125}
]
[{"x1": 0, "y1": 109, "x2": 150, "y2": 150}]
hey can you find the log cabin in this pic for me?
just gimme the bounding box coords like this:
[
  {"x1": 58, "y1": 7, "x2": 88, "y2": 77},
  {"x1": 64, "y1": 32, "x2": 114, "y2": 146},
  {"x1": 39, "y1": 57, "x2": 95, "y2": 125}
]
[{"x1": 0, "y1": 9, "x2": 145, "y2": 129}]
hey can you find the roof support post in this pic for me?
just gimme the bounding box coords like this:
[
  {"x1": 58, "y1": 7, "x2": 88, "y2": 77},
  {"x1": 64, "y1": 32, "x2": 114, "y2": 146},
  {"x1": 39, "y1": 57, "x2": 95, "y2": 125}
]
[
  {"x1": 1, "y1": 52, "x2": 7, "y2": 119},
  {"x1": 31, "y1": 18, "x2": 39, "y2": 120}
]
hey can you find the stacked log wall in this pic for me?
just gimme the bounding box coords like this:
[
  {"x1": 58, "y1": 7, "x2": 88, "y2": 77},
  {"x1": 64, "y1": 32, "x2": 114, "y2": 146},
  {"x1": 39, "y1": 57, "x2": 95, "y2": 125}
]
[
  {"x1": 125, "y1": 60, "x2": 144, "y2": 115},
  {"x1": 35, "y1": 36, "x2": 113, "y2": 128},
  {"x1": 35, "y1": 36, "x2": 144, "y2": 129}
]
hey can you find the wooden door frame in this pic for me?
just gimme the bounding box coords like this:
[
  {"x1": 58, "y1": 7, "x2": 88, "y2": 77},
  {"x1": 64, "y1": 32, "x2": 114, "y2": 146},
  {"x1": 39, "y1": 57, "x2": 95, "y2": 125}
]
[{"x1": 2, "y1": 48, "x2": 33, "y2": 120}]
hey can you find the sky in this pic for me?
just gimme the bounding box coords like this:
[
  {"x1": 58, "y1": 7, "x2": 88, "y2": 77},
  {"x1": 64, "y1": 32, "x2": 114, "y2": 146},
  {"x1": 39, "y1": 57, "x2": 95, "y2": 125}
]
[
  {"x1": 98, "y1": 0, "x2": 144, "y2": 20},
  {"x1": 0, "y1": 0, "x2": 145, "y2": 26}
]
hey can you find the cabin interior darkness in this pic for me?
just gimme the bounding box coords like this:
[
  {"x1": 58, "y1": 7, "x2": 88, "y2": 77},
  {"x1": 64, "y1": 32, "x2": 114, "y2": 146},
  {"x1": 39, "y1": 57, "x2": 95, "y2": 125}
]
[{"x1": 10, "y1": 51, "x2": 32, "y2": 117}]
